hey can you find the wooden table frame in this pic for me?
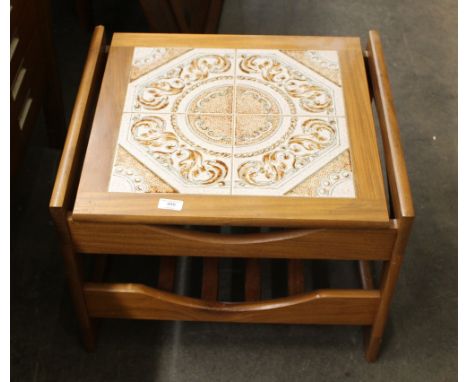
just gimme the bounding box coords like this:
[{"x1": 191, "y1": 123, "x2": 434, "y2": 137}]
[{"x1": 50, "y1": 26, "x2": 414, "y2": 362}]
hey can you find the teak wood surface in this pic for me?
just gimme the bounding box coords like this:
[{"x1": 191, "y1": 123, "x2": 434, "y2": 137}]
[
  {"x1": 73, "y1": 33, "x2": 389, "y2": 228},
  {"x1": 69, "y1": 218, "x2": 397, "y2": 260},
  {"x1": 84, "y1": 283, "x2": 380, "y2": 325}
]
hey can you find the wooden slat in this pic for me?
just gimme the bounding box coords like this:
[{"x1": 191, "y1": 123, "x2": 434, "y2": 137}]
[
  {"x1": 201, "y1": 257, "x2": 218, "y2": 301},
  {"x1": 244, "y1": 259, "x2": 261, "y2": 301},
  {"x1": 158, "y1": 257, "x2": 176, "y2": 292},
  {"x1": 288, "y1": 260, "x2": 305, "y2": 295},
  {"x1": 84, "y1": 283, "x2": 381, "y2": 325},
  {"x1": 358, "y1": 260, "x2": 374, "y2": 290},
  {"x1": 69, "y1": 219, "x2": 397, "y2": 261}
]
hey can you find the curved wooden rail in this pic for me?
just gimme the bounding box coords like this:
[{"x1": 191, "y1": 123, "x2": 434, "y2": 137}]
[
  {"x1": 70, "y1": 218, "x2": 397, "y2": 260},
  {"x1": 84, "y1": 282, "x2": 380, "y2": 325},
  {"x1": 148, "y1": 225, "x2": 322, "y2": 245}
]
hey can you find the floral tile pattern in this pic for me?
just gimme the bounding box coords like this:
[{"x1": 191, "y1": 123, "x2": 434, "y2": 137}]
[{"x1": 109, "y1": 47, "x2": 355, "y2": 198}]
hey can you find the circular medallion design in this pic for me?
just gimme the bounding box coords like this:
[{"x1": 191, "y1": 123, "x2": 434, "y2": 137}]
[
  {"x1": 185, "y1": 84, "x2": 284, "y2": 147},
  {"x1": 188, "y1": 85, "x2": 233, "y2": 114}
]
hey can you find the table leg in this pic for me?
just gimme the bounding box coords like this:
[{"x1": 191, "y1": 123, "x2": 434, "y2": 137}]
[
  {"x1": 365, "y1": 218, "x2": 412, "y2": 362},
  {"x1": 61, "y1": 244, "x2": 96, "y2": 351}
]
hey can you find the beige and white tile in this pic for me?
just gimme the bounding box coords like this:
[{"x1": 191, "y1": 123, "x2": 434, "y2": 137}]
[
  {"x1": 173, "y1": 76, "x2": 234, "y2": 114},
  {"x1": 173, "y1": 113, "x2": 233, "y2": 153},
  {"x1": 113, "y1": 113, "x2": 232, "y2": 194},
  {"x1": 285, "y1": 149, "x2": 355, "y2": 198},
  {"x1": 231, "y1": 116, "x2": 354, "y2": 196},
  {"x1": 235, "y1": 49, "x2": 345, "y2": 117},
  {"x1": 124, "y1": 48, "x2": 236, "y2": 114},
  {"x1": 234, "y1": 76, "x2": 293, "y2": 114},
  {"x1": 109, "y1": 46, "x2": 354, "y2": 197},
  {"x1": 109, "y1": 146, "x2": 177, "y2": 193},
  {"x1": 129, "y1": 47, "x2": 191, "y2": 81},
  {"x1": 233, "y1": 114, "x2": 295, "y2": 156},
  {"x1": 280, "y1": 50, "x2": 342, "y2": 86}
]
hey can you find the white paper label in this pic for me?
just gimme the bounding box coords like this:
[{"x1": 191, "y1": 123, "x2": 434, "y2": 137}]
[{"x1": 158, "y1": 198, "x2": 184, "y2": 211}]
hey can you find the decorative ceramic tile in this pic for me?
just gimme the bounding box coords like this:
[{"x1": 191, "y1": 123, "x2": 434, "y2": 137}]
[
  {"x1": 109, "y1": 47, "x2": 355, "y2": 198},
  {"x1": 231, "y1": 117, "x2": 351, "y2": 196},
  {"x1": 124, "y1": 48, "x2": 236, "y2": 114},
  {"x1": 109, "y1": 113, "x2": 232, "y2": 194},
  {"x1": 235, "y1": 49, "x2": 346, "y2": 117}
]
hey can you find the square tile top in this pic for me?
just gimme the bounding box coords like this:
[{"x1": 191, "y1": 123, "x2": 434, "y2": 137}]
[
  {"x1": 109, "y1": 47, "x2": 355, "y2": 198},
  {"x1": 74, "y1": 34, "x2": 388, "y2": 228}
]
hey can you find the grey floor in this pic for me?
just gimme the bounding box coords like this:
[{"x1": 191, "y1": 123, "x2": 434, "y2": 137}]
[{"x1": 11, "y1": 0, "x2": 457, "y2": 381}]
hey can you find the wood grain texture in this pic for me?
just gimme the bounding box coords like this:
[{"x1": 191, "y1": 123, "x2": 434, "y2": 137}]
[
  {"x1": 50, "y1": 25, "x2": 106, "y2": 212},
  {"x1": 76, "y1": 45, "x2": 133, "y2": 193},
  {"x1": 366, "y1": 30, "x2": 415, "y2": 220},
  {"x1": 60, "y1": 245, "x2": 96, "y2": 351},
  {"x1": 287, "y1": 260, "x2": 305, "y2": 295},
  {"x1": 48, "y1": 26, "x2": 107, "y2": 352},
  {"x1": 74, "y1": 193, "x2": 389, "y2": 228},
  {"x1": 73, "y1": 33, "x2": 389, "y2": 228},
  {"x1": 201, "y1": 258, "x2": 219, "y2": 300},
  {"x1": 158, "y1": 257, "x2": 176, "y2": 292},
  {"x1": 111, "y1": 33, "x2": 360, "y2": 49},
  {"x1": 69, "y1": 218, "x2": 397, "y2": 260},
  {"x1": 84, "y1": 283, "x2": 381, "y2": 325},
  {"x1": 365, "y1": 217, "x2": 413, "y2": 362},
  {"x1": 244, "y1": 259, "x2": 261, "y2": 301},
  {"x1": 364, "y1": 30, "x2": 415, "y2": 362},
  {"x1": 358, "y1": 260, "x2": 374, "y2": 290}
]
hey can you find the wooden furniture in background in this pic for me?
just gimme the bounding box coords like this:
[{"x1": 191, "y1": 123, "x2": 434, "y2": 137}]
[
  {"x1": 50, "y1": 27, "x2": 414, "y2": 362},
  {"x1": 11, "y1": 0, "x2": 66, "y2": 174},
  {"x1": 76, "y1": 0, "x2": 224, "y2": 33}
]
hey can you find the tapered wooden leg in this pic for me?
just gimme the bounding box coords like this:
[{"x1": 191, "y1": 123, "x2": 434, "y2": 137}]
[
  {"x1": 364, "y1": 218, "x2": 412, "y2": 362},
  {"x1": 61, "y1": 244, "x2": 96, "y2": 351}
]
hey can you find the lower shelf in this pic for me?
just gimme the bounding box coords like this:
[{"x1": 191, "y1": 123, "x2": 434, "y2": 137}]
[{"x1": 84, "y1": 282, "x2": 380, "y2": 325}]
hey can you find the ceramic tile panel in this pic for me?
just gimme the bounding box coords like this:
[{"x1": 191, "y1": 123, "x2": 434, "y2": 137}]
[
  {"x1": 109, "y1": 113, "x2": 232, "y2": 194},
  {"x1": 124, "y1": 48, "x2": 236, "y2": 114},
  {"x1": 235, "y1": 49, "x2": 345, "y2": 117},
  {"x1": 109, "y1": 47, "x2": 355, "y2": 197},
  {"x1": 231, "y1": 116, "x2": 352, "y2": 196}
]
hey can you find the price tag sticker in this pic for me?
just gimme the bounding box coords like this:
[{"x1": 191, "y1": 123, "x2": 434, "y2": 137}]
[{"x1": 158, "y1": 198, "x2": 184, "y2": 211}]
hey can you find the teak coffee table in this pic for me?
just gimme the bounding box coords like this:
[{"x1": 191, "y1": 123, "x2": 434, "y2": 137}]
[{"x1": 50, "y1": 26, "x2": 414, "y2": 362}]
